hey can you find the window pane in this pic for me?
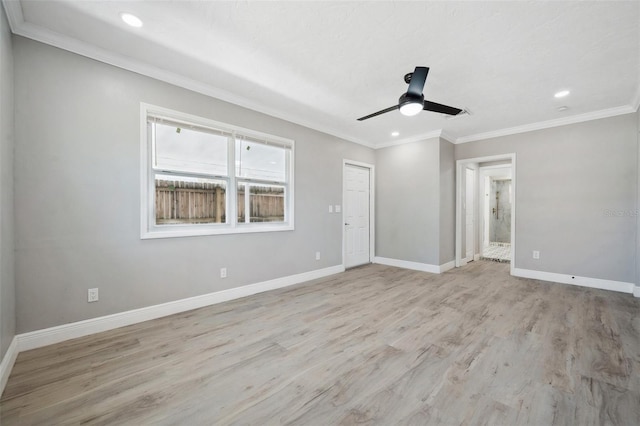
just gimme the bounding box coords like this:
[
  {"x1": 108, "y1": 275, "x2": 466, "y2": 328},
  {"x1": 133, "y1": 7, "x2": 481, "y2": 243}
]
[
  {"x1": 155, "y1": 174, "x2": 226, "y2": 225},
  {"x1": 237, "y1": 182, "x2": 245, "y2": 223},
  {"x1": 236, "y1": 140, "x2": 287, "y2": 182},
  {"x1": 154, "y1": 122, "x2": 228, "y2": 176},
  {"x1": 237, "y1": 183, "x2": 285, "y2": 223}
]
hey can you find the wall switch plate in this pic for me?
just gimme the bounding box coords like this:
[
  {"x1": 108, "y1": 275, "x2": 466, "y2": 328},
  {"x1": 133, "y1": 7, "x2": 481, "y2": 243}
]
[
  {"x1": 335, "y1": 205, "x2": 341, "y2": 213},
  {"x1": 88, "y1": 288, "x2": 99, "y2": 303},
  {"x1": 220, "y1": 267, "x2": 227, "y2": 278},
  {"x1": 533, "y1": 250, "x2": 540, "y2": 259},
  {"x1": 315, "y1": 251, "x2": 321, "y2": 260},
  {"x1": 328, "y1": 205, "x2": 333, "y2": 213}
]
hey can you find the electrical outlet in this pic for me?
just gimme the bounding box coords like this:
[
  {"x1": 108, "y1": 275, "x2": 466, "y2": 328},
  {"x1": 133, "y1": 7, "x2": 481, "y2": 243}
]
[
  {"x1": 335, "y1": 205, "x2": 341, "y2": 213},
  {"x1": 315, "y1": 251, "x2": 321, "y2": 260},
  {"x1": 533, "y1": 250, "x2": 540, "y2": 259},
  {"x1": 220, "y1": 267, "x2": 227, "y2": 278},
  {"x1": 328, "y1": 205, "x2": 333, "y2": 213},
  {"x1": 88, "y1": 288, "x2": 99, "y2": 303}
]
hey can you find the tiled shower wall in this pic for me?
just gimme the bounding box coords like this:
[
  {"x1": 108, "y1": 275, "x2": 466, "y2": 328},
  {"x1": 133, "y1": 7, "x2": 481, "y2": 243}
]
[{"x1": 490, "y1": 179, "x2": 511, "y2": 243}]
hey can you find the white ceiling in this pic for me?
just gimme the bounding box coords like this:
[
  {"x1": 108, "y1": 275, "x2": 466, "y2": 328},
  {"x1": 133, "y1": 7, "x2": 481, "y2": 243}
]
[{"x1": 4, "y1": 0, "x2": 640, "y2": 148}]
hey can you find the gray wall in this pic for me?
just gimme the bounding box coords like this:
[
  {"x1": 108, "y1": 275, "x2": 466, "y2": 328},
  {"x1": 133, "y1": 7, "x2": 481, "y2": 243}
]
[
  {"x1": 637, "y1": 107, "x2": 640, "y2": 290},
  {"x1": 375, "y1": 137, "x2": 442, "y2": 265},
  {"x1": 13, "y1": 37, "x2": 375, "y2": 333},
  {"x1": 439, "y1": 138, "x2": 455, "y2": 264},
  {"x1": 456, "y1": 114, "x2": 637, "y2": 283},
  {"x1": 0, "y1": 5, "x2": 15, "y2": 358}
]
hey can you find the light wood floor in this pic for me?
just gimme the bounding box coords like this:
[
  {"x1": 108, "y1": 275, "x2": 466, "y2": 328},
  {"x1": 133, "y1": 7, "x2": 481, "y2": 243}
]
[{"x1": 2, "y1": 261, "x2": 640, "y2": 425}]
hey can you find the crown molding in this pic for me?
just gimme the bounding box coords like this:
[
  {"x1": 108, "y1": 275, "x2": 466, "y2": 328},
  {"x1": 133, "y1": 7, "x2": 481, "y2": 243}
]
[
  {"x1": 632, "y1": 83, "x2": 640, "y2": 112},
  {"x1": 439, "y1": 130, "x2": 457, "y2": 144},
  {"x1": 4, "y1": 0, "x2": 638, "y2": 151},
  {"x1": 2, "y1": 1, "x2": 376, "y2": 150},
  {"x1": 455, "y1": 105, "x2": 636, "y2": 144},
  {"x1": 2, "y1": 0, "x2": 23, "y2": 30}
]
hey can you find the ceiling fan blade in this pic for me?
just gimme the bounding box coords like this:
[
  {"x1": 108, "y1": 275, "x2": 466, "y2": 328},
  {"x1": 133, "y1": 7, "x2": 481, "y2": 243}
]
[
  {"x1": 406, "y1": 66, "x2": 429, "y2": 96},
  {"x1": 423, "y1": 100, "x2": 463, "y2": 116},
  {"x1": 357, "y1": 105, "x2": 399, "y2": 121}
]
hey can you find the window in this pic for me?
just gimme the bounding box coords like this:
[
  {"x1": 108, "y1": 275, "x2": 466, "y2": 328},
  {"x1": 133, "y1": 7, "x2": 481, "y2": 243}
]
[{"x1": 141, "y1": 104, "x2": 294, "y2": 238}]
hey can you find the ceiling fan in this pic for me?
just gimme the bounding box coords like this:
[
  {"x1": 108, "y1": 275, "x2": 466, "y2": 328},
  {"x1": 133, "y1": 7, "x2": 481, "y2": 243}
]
[{"x1": 357, "y1": 66, "x2": 463, "y2": 121}]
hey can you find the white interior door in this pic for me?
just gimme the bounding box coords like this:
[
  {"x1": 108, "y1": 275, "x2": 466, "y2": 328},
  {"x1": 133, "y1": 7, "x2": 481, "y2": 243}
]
[
  {"x1": 465, "y1": 168, "x2": 475, "y2": 261},
  {"x1": 344, "y1": 164, "x2": 370, "y2": 268}
]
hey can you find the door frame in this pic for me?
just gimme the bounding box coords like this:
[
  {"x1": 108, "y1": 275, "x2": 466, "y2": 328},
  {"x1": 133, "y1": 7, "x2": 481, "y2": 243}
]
[
  {"x1": 463, "y1": 167, "x2": 476, "y2": 263},
  {"x1": 455, "y1": 153, "x2": 516, "y2": 275},
  {"x1": 342, "y1": 160, "x2": 375, "y2": 268}
]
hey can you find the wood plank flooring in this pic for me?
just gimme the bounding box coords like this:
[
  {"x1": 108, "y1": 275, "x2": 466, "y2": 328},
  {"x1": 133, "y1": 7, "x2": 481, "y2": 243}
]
[{"x1": 2, "y1": 261, "x2": 640, "y2": 425}]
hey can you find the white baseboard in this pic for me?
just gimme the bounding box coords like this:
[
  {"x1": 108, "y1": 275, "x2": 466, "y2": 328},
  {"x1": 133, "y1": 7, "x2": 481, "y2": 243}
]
[
  {"x1": 634, "y1": 286, "x2": 640, "y2": 298},
  {"x1": 513, "y1": 268, "x2": 635, "y2": 294},
  {"x1": 17, "y1": 265, "x2": 344, "y2": 353},
  {"x1": 440, "y1": 261, "x2": 455, "y2": 273},
  {"x1": 374, "y1": 257, "x2": 453, "y2": 274},
  {"x1": 0, "y1": 337, "x2": 18, "y2": 396}
]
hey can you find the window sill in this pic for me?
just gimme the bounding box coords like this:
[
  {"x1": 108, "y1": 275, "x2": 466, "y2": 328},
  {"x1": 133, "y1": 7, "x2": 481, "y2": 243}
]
[{"x1": 140, "y1": 223, "x2": 294, "y2": 240}]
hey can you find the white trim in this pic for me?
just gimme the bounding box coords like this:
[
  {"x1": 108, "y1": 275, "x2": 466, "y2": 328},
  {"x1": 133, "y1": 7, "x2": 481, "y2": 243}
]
[
  {"x1": 373, "y1": 257, "x2": 453, "y2": 274},
  {"x1": 0, "y1": 7, "x2": 375, "y2": 150},
  {"x1": 439, "y1": 131, "x2": 456, "y2": 144},
  {"x1": 1, "y1": 0, "x2": 23, "y2": 31},
  {"x1": 632, "y1": 85, "x2": 640, "y2": 112},
  {"x1": 513, "y1": 268, "x2": 635, "y2": 294},
  {"x1": 4, "y1": 2, "x2": 637, "y2": 151},
  {"x1": 473, "y1": 253, "x2": 481, "y2": 261},
  {"x1": 455, "y1": 154, "x2": 516, "y2": 275},
  {"x1": 440, "y1": 260, "x2": 455, "y2": 273},
  {"x1": 342, "y1": 160, "x2": 375, "y2": 268},
  {"x1": 16, "y1": 265, "x2": 344, "y2": 352},
  {"x1": 0, "y1": 337, "x2": 18, "y2": 396},
  {"x1": 455, "y1": 106, "x2": 635, "y2": 144},
  {"x1": 634, "y1": 286, "x2": 640, "y2": 298}
]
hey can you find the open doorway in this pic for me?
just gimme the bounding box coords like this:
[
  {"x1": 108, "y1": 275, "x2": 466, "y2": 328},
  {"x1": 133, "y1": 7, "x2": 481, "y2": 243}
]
[
  {"x1": 479, "y1": 164, "x2": 512, "y2": 262},
  {"x1": 455, "y1": 154, "x2": 516, "y2": 275}
]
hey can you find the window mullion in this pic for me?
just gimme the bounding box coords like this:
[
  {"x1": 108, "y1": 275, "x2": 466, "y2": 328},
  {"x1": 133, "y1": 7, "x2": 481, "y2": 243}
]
[{"x1": 229, "y1": 133, "x2": 237, "y2": 227}]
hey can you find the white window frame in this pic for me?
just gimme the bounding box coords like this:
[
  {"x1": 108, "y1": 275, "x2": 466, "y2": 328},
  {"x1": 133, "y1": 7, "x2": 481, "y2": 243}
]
[{"x1": 140, "y1": 103, "x2": 294, "y2": 239}]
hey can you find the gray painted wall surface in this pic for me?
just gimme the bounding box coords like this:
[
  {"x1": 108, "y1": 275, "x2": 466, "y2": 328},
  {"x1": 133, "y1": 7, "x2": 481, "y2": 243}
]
[
  {"x1": 456, "y1": 114, "x2": 637, "y2": 283},
  {"x1": 637, "y1": 107, "x2": 640, "y2": 289},
  {"x1": 375, "y1": 138, "x2": 440, "y2": 265},
  {"x1": 14, "y1": 37, "x2": 375, "y2": 333},
  {"x1": 439, "y1": 139, "x2": 455, "y2": 264},
  {"x1": 0, "y1": 5, "x2": 15, "y2": 359}
]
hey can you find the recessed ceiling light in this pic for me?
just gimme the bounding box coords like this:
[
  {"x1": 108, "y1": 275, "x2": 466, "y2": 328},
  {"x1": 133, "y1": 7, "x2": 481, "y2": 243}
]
[
  {"x1": 121, "y1": 12, "x2": 143, "y2": 28},
  {"x1": 554, "y1": 90, "x2": 570, "y2": 98},
  {"x1": 391, "y1": 131, "x2": 399, "y2": 137}
]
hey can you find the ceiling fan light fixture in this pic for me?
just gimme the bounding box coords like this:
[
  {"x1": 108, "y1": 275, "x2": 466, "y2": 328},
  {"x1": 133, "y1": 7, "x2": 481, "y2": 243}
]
[
  {"x1": 399, "y1": 102, "x2": 423, "y2": 116},
  {"x1": 399, "y1": 93, "x2": 424, "y2": 117}
]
